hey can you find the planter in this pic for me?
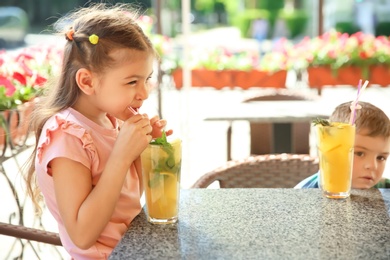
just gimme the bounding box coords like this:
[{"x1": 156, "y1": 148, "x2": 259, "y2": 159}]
[
  {"x1": 172, "y1": 69, "x2": 232, "y2": 89},
  {"x1": 13, "y1": 100, "x2": 36, "y2": 147},
  {"x1": 369, "y1": 65, "x2": 390, "y2": 86},
  {"x1": 172, "y1": 69, "x2": 287, "y2": 90},
  {"x1": 233, "y1": 70, "x2": 287, "y2": 89},
  {"x1": 0, "y1": 99, "x2": 36, "y2": 157},
  {"x1": 307, "y1": 66, "x2": 364, "y2": 88},
  {"x1": 307, "y1": 65, "x2": 390, "y2": 90}
]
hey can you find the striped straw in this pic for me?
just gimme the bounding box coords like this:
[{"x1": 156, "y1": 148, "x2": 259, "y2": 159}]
[{"x1": 349, "y1": 80, "x2": 369, "y2": 125}]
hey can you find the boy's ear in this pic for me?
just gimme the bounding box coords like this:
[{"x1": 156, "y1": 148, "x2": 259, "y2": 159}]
[{"x1": 76, "y1": 68, "x2": 95, "y2": 95}]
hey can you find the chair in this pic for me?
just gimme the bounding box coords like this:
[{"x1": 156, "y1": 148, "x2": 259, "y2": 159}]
[
  {"x1": 242, "y1": 89, "x2": 319, "y2": 155},
  {"x1": 191, "y1": 153, "x2": 319, "y2": 189},
  {"x1": 0, "y1": 222, "x2": 62, "y2": 246}
]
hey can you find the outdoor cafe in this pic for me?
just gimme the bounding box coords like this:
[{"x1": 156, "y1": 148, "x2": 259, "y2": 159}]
[
  {"x1": 1, "y1": 37, "x2": 390, "y2": 259},
  {"x1": 1, "y1": 2, "x2": 390, "y2": 259}
]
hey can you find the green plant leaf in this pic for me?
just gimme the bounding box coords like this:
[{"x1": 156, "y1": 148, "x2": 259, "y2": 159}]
[{"x1": 313, "y1": 117, "x2": 331, "y2": 126}]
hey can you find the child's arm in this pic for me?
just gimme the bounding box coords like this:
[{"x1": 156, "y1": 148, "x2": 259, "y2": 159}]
[{"x1": 50, "y1": 114, "x2": 152, "y2": 249}]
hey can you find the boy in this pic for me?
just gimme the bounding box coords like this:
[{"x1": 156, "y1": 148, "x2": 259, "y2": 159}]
[{"x1": 295, "y1": 101, "x2": 390, "y2": 189}]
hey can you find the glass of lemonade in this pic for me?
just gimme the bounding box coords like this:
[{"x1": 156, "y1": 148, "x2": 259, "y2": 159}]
[
  {"x1": 316, "y1": 122, "x2": 355, "y2": 199},
  {"x1": 141, "y1": 137, "x2": 182, "y2": 224}
]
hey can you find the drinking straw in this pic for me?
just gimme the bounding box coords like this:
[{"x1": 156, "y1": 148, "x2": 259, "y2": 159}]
[
  {"x1": 349, "y1": 80, "x2": 369, "y2": 125},
  {"x1": 127, "y1": 106, "x2": 138, "y2": 115},
  {"x1": 351, "y1": 79, "x2": 362, "y2": 125}
]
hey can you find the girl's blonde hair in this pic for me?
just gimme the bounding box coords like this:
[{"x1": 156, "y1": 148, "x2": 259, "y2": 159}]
[
  {"x1": 25, "y1": 3, "x2": 156, "y2": 212},
  {"x1": 330, "y1": 101, "x2": 390, "y2": 137}
]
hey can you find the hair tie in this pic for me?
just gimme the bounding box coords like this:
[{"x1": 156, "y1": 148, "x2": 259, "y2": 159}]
[
  {"x1": 89, "y1": 34, "x2": 99, "y2": 45},
  {"x1": 65, "y1": 29, "x2": 74, "y2": 41}
]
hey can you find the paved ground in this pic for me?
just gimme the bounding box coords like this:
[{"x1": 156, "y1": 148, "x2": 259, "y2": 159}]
[{"x1": 1, "y1": 29, "x2": 390, "y2": 259}]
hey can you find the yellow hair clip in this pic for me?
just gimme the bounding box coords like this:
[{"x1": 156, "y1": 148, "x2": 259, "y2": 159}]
[{"x1": 89, "y1": 34, "x2": 99, "y2": 45}]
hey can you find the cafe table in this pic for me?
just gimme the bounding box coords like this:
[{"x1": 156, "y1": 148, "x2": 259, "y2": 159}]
[
  {"x1": 204, "y1": 101, "x2": 330, "y2": 160},
  {"x1": 109, "y1": 188, "x2": 390, "y2": 260}
]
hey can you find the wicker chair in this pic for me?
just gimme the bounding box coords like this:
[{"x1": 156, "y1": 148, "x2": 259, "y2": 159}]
[
  {"x1": 0, "y1": 222, "x2": 62, "y2": 246},
  {"x1": 191, "y1": 153, "x2": 319, "y2": 188}
]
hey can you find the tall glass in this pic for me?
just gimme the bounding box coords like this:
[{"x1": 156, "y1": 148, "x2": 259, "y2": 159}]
[
  {"x1": 316, "y1": 122, "x2": 355, "y2": 199},
  {"x1": 141, "y1": 138, "x2": 182, "y2": 224}
]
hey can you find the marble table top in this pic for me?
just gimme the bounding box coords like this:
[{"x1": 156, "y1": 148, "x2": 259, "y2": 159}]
[
  {"x1": 204, "y1": 101, "x2": 330, "y2": 123},
  {"x1": 109, "y1": 188, "x2": 390, "y2": 260}
]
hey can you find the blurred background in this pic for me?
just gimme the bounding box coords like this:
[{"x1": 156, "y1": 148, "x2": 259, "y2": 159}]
[
  {"x1": 2, "y1": 0, "x2": 390, "y2": 43},
  {"x1": 1, "y1": 0, "x2": 390, "y2": 259}
]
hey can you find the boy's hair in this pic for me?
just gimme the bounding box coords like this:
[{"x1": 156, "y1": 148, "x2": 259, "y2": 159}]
[
  {"x1": 25, "y1": 3, "x2": 155, "y2": 212},
  {"x1": 330, "y1": 101, "x2": 390, "y2": 137}
]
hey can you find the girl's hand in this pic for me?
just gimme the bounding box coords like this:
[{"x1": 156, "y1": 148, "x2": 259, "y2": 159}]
[
  {"x1": 114, "y1": 114, "x2": 152, "y2": 164},
  {"x1": 149, "y1": 115, "x2": 173, "y2": 138}
]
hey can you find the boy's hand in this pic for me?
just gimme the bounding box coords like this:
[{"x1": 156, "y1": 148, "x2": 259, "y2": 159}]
[{"x1": 149, "y1": 115, "x2": 173, "y2": 138}]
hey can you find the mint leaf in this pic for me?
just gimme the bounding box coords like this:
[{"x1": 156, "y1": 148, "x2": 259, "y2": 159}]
[
  {"x1": 148, "y1": 131, "x2": 179, "y2": 188},
  {"x1": 150, "y1": 130, "x2": 168, "y2": 145},
  {"x1": 313, "y1": 117, "x2": 331, "y2": 126}
]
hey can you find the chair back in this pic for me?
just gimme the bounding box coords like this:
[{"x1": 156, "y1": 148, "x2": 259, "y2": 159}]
[
  {"x1": 191, "y1": 153, "x2": 319, "y2": 188},
  {"x1": 243, "y1": 89, "x2": 319, "y2": 102},
  {"x1": 243, "y1": 89, "x2": 319, "y2": 155},
  {"x1": 0, "y1": 222, "x2": 62, "y2": 246}
]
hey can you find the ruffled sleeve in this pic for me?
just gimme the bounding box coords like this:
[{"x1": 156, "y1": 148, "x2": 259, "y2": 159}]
[{"x1": 37, "y1": 114, "x2": 98, "y2": 176}]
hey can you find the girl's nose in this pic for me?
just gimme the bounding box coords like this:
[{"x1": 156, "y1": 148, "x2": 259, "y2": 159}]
[{"x1": 136, "y1": 83, "x2": 149, "y2": 100}]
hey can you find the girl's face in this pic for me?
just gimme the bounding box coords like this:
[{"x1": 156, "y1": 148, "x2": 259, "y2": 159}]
[
  {"x1": 352, "y1": 130, "x2": 390, "y2": 189},
  {"x1": 93, "y1": 48, "x2": 154, "y2": 119}
]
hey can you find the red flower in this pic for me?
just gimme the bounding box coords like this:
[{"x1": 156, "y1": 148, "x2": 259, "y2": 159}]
[
  {"x1": 16, "y1": 52, "x2": 34, "y2": 61},
  {"x1": 359, "y1": 51, "x2": 369, "y2": 59},
  {"x1": 12, "y1": 72, "x2": 27, "y2": 85},
  {"x1": 34, "y1": 75, "x2": 47, "y2": 86},
  {"x1": 18, "y1": 60, "x2": 33, "y2": 77},
  {"x1": 0, "y1": 76, "x2": 16, "y2": 96},
  {"x1": 351, "y1": 32, "x2": 365, "y2": 45}
]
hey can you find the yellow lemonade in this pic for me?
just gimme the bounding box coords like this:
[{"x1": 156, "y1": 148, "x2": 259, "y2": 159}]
[
  {"x1": 316, "y1": 122, "x2": 355, "y2": 199},
  {"x1": 141, "y1": 138, "x2": 181, "y2": 224}
]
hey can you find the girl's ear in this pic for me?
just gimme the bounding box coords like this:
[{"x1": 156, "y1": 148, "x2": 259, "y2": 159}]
[{"x1": 76, "y1": 68, "x2": 95, "y2": 95}]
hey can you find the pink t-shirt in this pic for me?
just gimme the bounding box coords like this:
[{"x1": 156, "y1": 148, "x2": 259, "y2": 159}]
[{"x1": 36, "y1": 108, "x2": 142, "y2": 259}]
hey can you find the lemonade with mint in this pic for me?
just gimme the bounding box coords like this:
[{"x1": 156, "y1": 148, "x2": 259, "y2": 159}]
[{"x1": 141, "y1": 132, "x2": 181, "y2": 224}]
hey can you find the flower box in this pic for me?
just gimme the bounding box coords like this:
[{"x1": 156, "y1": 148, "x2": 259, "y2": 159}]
[
  {"x1": 307, "y1": 65, "x2": 390, "y2": 89},
  {"x1": 369, "y1": 65, "x2": 390, "y2": 86},
  {"x1": 233, "y1": 70, "x2": 287, "y2": 89},
  {"x1": 172, "y1": 69, "x2": 287, "y2": 90},
  {"x1": 0, "y1": 98, "x2": 36, "y2": 156},
  {"x1": 172, "y1": 69, "x2": 232, "y2": 90},
  {"x1": 307, "y1": 66, "x2": 363, "y2": 88}
]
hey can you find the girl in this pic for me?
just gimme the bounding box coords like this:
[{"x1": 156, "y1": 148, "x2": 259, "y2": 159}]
[{"x1": 25, "y1": 3, "x2": 172, "y2": 259}]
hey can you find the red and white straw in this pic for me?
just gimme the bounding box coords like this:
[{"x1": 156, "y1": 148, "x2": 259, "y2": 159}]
[{"x1": 349, "y1": 80, "x2": 369, "y2": 125}]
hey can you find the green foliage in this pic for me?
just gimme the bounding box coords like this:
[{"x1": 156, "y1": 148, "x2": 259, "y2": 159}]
[
  {"x1": 335, "y1": 22, "x2": 360, "y2": 35},
  {"x1": 219, "y1": 0, "x2": 240, "y2": 13},
  {"x1": 232, "y1": 9, "x2": 270, "y2": 38},
  {"x1": 258, "y1": 0, "x2": 285, "y2": 10},
  {"x1": 278, "y1": 9, "x2": 308, "y2": 38},
  {"x1": 257, "y1": 0, "x2": 285, "y2": 35},
  {"x1": 148, "y1": 131, "x2": 179, "y2": 188},
  {"x1": 194, "y1": 0, "x2": 215, "y2": 13},
  {"x1": 0, "y1": 87, "x2": 16, "y2": 110},
  {"x1": 375, "y1": 22, "x2": 390, "y2": 36}
]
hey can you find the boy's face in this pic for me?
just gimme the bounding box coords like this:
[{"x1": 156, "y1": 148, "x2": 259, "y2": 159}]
[{"x1": 352, "y1": 129, "x2": 390, "y2": 189}]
